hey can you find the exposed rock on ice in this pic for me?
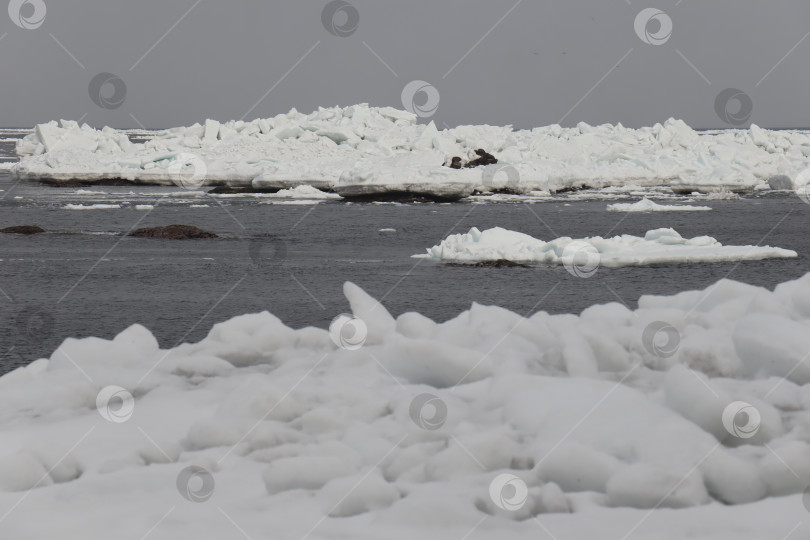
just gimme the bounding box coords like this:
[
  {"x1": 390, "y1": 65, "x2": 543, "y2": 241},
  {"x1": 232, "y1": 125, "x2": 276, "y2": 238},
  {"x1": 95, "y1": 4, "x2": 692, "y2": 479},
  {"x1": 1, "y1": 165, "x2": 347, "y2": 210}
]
[{"x1": 443, "y1": 148, "x2": 498, "y2": 169}]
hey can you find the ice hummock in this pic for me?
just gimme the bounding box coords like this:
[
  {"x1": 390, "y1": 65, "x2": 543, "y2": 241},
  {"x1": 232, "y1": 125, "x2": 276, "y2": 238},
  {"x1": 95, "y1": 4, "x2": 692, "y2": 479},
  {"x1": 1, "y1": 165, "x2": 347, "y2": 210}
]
[
  {"x1": 415, "y1": 226, "x2": 796, "y2": 267},
  {"x1": 12, "y1": 104, "x2": 810, "y2": 198},
  {"x1": 2, "y1": 275, "x2": 810, "y2": 537}
]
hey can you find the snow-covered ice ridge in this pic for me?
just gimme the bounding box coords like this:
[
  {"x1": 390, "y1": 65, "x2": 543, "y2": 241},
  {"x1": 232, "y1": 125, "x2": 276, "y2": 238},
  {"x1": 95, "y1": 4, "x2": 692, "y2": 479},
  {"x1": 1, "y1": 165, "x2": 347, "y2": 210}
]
[
  {"x1": 416, "y1": 226, "x2": 796, "y2": 267},
  {"x1": 3, "y1": 276, "x2": 810, "y2": 538},
  {"x1": 13, "y1": 104, "x2": 810, "y2": 198}
]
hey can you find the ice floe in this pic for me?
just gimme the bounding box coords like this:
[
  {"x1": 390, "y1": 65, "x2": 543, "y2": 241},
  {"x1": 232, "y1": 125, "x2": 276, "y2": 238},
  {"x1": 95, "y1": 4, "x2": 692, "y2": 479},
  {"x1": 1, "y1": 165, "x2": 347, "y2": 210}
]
[
  {"x1": 607, "y1": 197, "x2": 712, "y2": 212},
  {"x1": 62, "y1": 203, "x2": 121, "y2": 210},
  {"x1": 415, "y1": 227, "x2": 796, "y2": 267},
  {"x1": 271, "y1": 185, "x2": 340, "y2": 199},
  {"x1": 11, "y1": 105, "x2": 810, "y2": 199}
]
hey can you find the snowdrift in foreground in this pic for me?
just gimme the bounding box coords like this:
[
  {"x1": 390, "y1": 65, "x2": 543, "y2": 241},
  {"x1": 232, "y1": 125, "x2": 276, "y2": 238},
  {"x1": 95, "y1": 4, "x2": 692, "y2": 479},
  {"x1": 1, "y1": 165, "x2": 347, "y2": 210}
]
[
  {"x1": 415, "y1": 226, "x2": 796, "y2": 267},
  {"x1": 2, "y1": 276, "x2": 810, "y2": 538},
  {"x1": 607, "y1": 197, "x2": 712, "y2": 212},
  {"x1": 12, "y1": 104, "x2": 810, "y2": 198}
]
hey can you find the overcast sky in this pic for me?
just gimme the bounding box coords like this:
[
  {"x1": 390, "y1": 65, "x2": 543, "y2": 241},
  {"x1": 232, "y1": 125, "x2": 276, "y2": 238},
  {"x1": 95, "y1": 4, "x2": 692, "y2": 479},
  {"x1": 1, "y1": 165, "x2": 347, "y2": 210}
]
[{"x1": 1, "y1": 0, "x2": 808, "y2": 129}]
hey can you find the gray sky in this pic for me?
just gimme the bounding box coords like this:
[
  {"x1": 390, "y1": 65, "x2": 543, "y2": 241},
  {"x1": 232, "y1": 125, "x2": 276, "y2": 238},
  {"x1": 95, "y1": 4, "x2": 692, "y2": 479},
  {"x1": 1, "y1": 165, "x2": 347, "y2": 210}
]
[{"x1": 1, "y1": 0, "x2": 808, "y2": 129}]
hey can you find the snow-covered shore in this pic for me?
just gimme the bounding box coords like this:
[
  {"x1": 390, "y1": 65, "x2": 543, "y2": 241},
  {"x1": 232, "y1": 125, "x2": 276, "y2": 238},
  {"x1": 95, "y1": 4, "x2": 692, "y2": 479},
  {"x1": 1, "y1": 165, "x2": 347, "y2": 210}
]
[
  {"x1": 12, "y1": 104, "x2": 810, "y2": 198},
  {"x1": 2, "y1": 275, "x2": 810, "y2": 538}
]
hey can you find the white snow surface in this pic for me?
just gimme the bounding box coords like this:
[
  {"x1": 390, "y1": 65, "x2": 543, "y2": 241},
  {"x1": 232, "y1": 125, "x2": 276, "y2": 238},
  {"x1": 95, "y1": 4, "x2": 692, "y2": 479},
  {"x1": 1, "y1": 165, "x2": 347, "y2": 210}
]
[
  {"x1": 62, "y1": 203, "x2": 121, "y2": 210},
  {"x1": 416, "y1": 227, "x2": 796, "y2": 267},
  {"x1": 607, "y1": 197, "x2": 712, "y2": 212},
  {"x1": 2, "y1": 276, "x2": 810, "y2": 538},
  {"x1": 12, "y1": 105, "x2": 810, "y2": 197},
  {"x1": 272, "y1": 185, "x2": 340, "y2": 199}
]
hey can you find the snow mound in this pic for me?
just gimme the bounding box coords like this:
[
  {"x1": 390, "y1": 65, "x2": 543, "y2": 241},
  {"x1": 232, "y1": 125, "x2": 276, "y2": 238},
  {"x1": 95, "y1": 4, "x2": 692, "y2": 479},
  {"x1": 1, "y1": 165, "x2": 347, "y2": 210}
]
[
  {"x1": 272, "y1": 185, "x2": 338, "y2": 199},
  {"x1": 607, "y1": 198, "x2": 712, "y2": 212},
  {"x1": 415, "y1": 226, "x2": 796, "y2": 267},
  {"x1": 12, "y1": 106, "x2": 810, "y2": 198},
  {"x1": 4, "y1": 275, "x2": 810, "y2": 537}
]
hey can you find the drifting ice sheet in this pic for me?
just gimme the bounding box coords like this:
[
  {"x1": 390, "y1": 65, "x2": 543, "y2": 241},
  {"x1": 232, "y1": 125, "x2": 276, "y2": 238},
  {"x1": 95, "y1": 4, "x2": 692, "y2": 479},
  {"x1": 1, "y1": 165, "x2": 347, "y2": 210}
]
[
  {"x1": 415, "y1": 227, "x2": 797, "y2": 267},
  {"x1": 62, "y1": 203, "x2": 121, "y2": 210}
]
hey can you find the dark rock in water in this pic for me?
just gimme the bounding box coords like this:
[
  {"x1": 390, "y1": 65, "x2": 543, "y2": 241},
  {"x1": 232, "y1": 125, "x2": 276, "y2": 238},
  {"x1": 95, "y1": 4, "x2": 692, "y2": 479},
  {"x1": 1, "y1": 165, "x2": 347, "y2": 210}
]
[
  {"x1": 129, "y1": 225, "x2": 218, "y2": 239},
  {"x1": 465, "y1": 149, "x2": 498, "y2": 168},
  {"x1": 447, "y1": 259, "x2": 529, "y2": 268},
  {"x1": 208, "y1": 186, "x2": 282, "y2": 194},
  {"x1": 0, "y1": 225, "x2": 46, "y2": 235}
]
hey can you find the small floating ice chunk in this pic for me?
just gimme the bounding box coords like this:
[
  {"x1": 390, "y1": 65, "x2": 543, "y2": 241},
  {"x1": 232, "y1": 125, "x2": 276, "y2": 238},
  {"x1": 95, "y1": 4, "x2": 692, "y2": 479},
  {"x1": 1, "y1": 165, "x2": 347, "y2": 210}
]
[
  {"x1": 607, "y1": 198, "x2": 712, "y2": 212},
  {"x1": 63, "y1": 204, "x2": 121, "y2": 210},
  {"x1": 272, "y1": 185, "x2": 338, "y2": 199}
]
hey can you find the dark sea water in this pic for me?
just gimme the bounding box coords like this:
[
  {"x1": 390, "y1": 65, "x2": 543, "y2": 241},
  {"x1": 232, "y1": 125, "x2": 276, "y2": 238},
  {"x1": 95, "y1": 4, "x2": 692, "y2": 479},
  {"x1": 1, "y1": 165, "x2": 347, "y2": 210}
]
[{"x1": 1, "y1": 130, "x2": 809, "y2": 374}]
